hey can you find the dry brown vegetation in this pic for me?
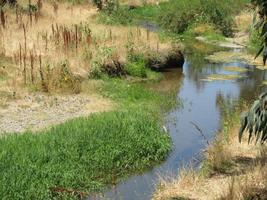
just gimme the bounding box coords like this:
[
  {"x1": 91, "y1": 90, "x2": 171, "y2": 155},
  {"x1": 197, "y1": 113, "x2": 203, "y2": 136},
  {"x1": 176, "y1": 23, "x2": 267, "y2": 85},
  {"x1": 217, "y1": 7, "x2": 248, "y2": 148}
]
[
  {"x1": 0, "y1": 0, "x2": 172, "y2": 135},
  {"x1": 0, "y1": 0, "x2": 172, "y2": 95},
  {"x1": 0, "y1": 0, "x2": 176, "y2": 132},
  {"x1": 153, "y1": 126, "x2": 267, "y2": 200}
]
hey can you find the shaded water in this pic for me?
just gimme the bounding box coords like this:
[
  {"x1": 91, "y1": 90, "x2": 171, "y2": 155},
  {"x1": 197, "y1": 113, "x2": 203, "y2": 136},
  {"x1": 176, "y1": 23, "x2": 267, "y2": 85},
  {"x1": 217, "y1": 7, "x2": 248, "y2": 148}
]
[{"x1": 91, "y1": 42, "x2": 267, "y2": 200}]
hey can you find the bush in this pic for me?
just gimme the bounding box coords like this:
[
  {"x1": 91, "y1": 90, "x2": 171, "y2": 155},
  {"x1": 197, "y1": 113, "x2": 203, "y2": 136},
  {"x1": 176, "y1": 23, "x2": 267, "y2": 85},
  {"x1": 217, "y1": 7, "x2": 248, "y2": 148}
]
[
  {"x1": 247, "y1": 28, "x2": 262, "y2": 54},
  {"x1": 124, "y1": 60, "x2": 147, "y2": 78}
]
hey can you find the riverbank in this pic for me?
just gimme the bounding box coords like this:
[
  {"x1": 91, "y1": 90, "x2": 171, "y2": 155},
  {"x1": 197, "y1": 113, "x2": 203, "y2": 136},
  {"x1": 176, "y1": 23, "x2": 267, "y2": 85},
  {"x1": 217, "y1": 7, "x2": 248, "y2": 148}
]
[
  {"x1": 0, "y1": 77, "x2": 179, "y2": 199},
  {"x1": 154, "y1": 101, "x2": 267, "y2": 200},
  {"x1": 153, "y1": 9, "x2": 267, "y2": 200}
]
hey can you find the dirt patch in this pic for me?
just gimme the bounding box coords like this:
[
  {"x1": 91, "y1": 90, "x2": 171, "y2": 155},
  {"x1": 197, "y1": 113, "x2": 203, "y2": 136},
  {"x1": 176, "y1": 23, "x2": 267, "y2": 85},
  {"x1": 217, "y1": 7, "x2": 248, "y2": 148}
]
[{"x1": 0, "y1": 93, "x2": 112, "y2": 134}]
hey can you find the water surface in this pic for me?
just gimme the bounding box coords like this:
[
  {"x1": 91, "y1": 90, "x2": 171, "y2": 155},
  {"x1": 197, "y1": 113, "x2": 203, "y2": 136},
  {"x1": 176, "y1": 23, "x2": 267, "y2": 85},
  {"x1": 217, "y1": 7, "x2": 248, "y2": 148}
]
[{"x1": 90, "y1": 42, "x2": 267, "y2": 200}]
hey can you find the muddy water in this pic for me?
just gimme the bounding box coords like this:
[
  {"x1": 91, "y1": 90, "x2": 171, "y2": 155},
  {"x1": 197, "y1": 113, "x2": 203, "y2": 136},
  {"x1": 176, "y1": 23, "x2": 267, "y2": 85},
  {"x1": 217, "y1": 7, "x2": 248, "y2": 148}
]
[{"x1": 90, "y1": 43, "x2": 267, "y2": 200}]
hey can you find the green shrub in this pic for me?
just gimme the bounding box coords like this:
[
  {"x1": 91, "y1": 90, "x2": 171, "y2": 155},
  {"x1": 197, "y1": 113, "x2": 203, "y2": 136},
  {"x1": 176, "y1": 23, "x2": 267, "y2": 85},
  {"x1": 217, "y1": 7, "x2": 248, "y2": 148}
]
[
  {"x1": 247, "y1": 29, "x2": 262, "y2": 54},
  {"x1": 98, "y1": 6, "x2": 134, "y2": 25},
  {"x1": 124, "y1": 61, "x2": 147, "y2": 78}
]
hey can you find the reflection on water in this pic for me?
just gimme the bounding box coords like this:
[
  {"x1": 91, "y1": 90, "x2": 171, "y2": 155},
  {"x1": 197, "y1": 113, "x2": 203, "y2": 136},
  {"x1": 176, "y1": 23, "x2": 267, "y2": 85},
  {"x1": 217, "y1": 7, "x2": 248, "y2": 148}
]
[{"x1": 89, "y1": 42, "x2": 267, "y2": 200}]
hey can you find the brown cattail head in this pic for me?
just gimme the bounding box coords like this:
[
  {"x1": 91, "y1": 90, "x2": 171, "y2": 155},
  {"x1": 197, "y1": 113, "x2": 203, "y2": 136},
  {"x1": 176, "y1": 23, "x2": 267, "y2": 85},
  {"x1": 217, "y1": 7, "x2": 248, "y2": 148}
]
[{"x1": 0, "y1": 8, "x2": 5, "y2": 29}]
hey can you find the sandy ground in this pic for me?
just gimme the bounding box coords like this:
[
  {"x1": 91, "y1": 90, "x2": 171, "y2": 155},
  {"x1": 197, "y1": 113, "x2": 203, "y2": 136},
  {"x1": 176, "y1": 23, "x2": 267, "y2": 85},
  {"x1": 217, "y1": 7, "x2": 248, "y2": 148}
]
[{"x1": 0, "y1": 93, "x2": 112, "y2": 134}]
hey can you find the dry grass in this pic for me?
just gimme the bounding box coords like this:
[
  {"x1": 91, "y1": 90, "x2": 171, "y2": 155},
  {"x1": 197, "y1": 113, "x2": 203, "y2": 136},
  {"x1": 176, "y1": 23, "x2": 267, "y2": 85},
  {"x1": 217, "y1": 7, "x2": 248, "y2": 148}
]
[
  {"x1": 153, "y1": 125, "x2": 267, "y2": 200},
  {"x1": 155, "y1": 168, "x2": 204, "y2": 200},
  {"x1": 0, "y1": 0, "x2": 172, "y2": 95},
  {"x1": 234, "y1": 11, "x2": 253, "y2": 33}
]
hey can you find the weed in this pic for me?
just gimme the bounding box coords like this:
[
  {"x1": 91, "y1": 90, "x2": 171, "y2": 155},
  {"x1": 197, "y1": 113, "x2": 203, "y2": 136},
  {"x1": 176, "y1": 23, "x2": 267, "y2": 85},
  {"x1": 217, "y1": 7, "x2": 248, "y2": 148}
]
[{"x1": 247, "y1": 28, "x2": 262, "y2": 54}]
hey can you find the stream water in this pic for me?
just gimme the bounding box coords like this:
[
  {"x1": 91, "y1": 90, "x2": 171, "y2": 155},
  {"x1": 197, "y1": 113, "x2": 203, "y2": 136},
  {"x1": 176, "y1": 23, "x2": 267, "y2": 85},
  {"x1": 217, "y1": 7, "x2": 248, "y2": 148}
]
[{"x1": 90, "y1": 42, "x2": 267, "y2": 200}]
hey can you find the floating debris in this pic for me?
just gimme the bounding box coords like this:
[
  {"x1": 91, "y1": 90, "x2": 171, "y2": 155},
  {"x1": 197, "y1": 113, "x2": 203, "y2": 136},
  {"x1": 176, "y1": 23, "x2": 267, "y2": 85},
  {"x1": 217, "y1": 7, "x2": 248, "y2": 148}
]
[
  {"x1": 203, "y1": 74, "x2": 242, "y2": 81},
  {"x1": 223, "y1": 66, "x2": 247, "y2": 73}
]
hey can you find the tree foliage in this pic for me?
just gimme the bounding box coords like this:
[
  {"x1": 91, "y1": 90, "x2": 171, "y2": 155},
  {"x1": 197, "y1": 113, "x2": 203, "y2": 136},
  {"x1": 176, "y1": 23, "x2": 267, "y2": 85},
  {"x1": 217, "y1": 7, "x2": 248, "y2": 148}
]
[
  {"x1": 252, "y1": 0, "x2": 267, "y2": 64},
  {"x1": 239, "y1": 93, "x2": 267, "y2": 143},
  {"x1": 239, "y1": 1, "x2": 267, "y2": 144}
]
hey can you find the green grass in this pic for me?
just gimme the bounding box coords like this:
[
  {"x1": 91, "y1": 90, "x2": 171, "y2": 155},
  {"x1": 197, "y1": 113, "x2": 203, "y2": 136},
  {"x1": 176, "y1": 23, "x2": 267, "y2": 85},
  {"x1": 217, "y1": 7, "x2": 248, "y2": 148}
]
[
  {"x1": 0, "y1": 109, "x2": 171, "y2": 199},
  {"x1": 101, "y1": 78, "x2": 177, "y2": 112},
  {"x1": 247, "y1": 29, "x2": 262, "y2": 54},
  {"x1": 0, "y1": 78, "x2": 176, "y2": 199}
]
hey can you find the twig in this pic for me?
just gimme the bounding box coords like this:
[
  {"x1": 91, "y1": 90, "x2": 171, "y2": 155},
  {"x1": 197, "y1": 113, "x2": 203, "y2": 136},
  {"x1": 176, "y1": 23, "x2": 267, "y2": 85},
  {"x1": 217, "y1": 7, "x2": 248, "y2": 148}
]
[{"x1": 190, "y1": 121, "x2": 210, "y2": 145}]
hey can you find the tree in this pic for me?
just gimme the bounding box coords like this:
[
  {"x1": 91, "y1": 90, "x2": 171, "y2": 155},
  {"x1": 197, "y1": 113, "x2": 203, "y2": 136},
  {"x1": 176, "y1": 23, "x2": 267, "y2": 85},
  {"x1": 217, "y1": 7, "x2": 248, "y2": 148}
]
[
  {"x1": 252, "y1": 0, "x2": 267, "y2": 64},
  {"x1": 239, "y1": 93, "x2": 267, "y2": 143},
  {"x1": 239, "y1": 0, "x2": 267, "y2": 143}
]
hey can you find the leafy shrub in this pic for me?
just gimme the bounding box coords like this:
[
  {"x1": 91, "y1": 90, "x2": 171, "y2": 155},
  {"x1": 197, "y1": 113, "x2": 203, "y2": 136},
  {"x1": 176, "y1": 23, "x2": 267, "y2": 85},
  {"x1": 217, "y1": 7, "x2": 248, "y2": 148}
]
[
  {"x1": 124, "y1": 60, "x2": 147, "y2": 78},
  {"x1": 98, "y1": 6, "x2": 134, "y2": 25},
  {"x1": 247, "y1": 28, "x2": 262, "y2": 54}
]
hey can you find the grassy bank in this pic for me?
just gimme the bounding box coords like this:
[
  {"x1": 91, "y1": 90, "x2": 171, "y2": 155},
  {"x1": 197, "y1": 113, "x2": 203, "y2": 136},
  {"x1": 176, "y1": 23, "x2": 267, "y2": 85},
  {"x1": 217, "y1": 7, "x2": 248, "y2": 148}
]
[
  {"x1": 0, "y1": 77, "x2": 177, "y2": 199},
  {"x1": 154, "y1": 99, "x2": 267, "y2": 200}
]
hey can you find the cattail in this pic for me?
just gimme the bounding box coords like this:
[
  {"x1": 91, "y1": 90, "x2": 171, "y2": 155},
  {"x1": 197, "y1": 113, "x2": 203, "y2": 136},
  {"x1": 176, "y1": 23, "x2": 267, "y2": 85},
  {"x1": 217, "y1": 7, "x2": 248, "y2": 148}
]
[
  {"x1": 0, "y1": 8, "x2": 5, "y2": 29},
  {"x1": 29, "y1": 0, "x2": 32, "y2": 26},
  {"x1": 30, "y1": 51, "x2": 34, "y2": 83},
  {"x1": 56, "y1": 24, "x2": 60, "y2": 44},
  {"x1": 19, "y1": 44, "x2": 22, "y2": 71},
  {"x1": 15, "y1": 6, "x2": 19, "y2": 23},
  {"x1": 75, "y1": 24, "x2": 78, "y2": 50},
  {"x1": 45, "y1": 31, "x2": 48, "y2": 51},
  {"x1": 23, "y1": 23, "x2": 27, "y2": 53},
  {"x1": 39, "y1": 55, "x2": 47, "y2": 92},
  {"x1": 23, "y1": 53, "x2": 27, "y2": 85},
  {"x1": 67, "y1": 30, "x2": 71, "y2": 47}
]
